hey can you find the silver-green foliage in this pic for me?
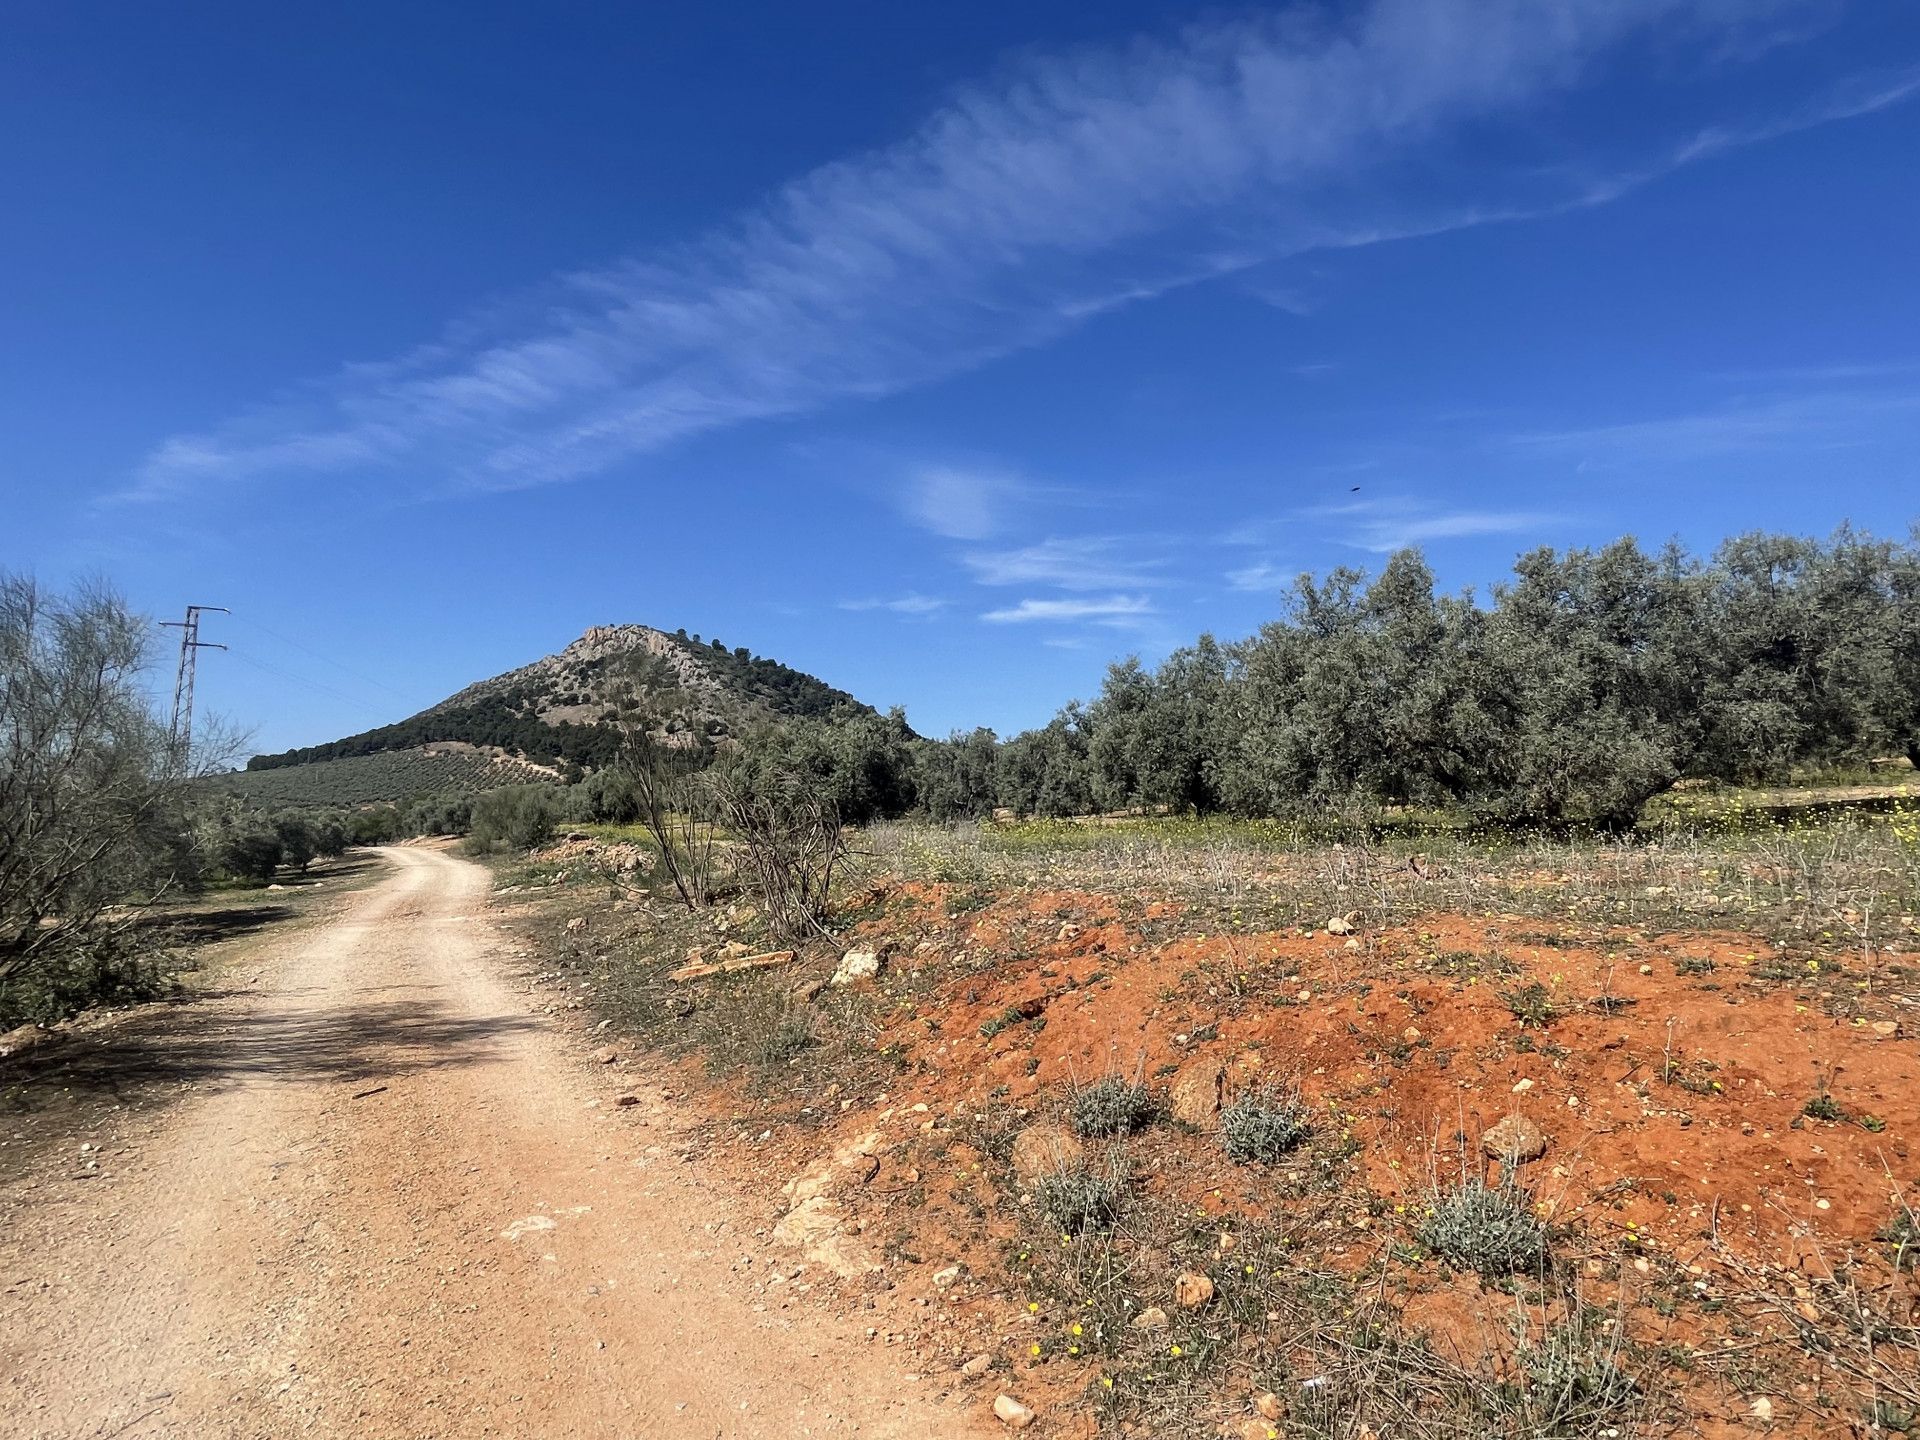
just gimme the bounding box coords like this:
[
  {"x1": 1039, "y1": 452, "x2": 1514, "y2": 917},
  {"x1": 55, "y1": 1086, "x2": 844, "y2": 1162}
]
[
  {"x1": 1035, "y1": 1162, "x2": 1125, "y2": 1234},
  {"x1": 1221, "y1": 1090, "x2": 1312, "y2": 1163},
  {"x1": 1, "y1": 576, "x2": 193, "y2": 1019},
  {"x1": 1071, "y1": 1076, "x2": 1155, "y2": 1137},
  {"x1": 986, "y1": 529, "x2": 1920, "y2": 829},
  {"x1": 1516, "y1": 1312, "x2": 1639, "y2": 1433},
  {"x1": 1420, "y1": 1175, "x2": 1550, "y2": 1275}
]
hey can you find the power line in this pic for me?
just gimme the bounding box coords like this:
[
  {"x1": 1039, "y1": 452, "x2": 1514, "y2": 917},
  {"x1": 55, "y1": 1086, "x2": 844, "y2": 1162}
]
[
  {"x1": 228, "y1": 614, "x2": 414, "y2": 704},
  {"x1": 225, "y1": 648, "x2": 380, "y2": 713}
]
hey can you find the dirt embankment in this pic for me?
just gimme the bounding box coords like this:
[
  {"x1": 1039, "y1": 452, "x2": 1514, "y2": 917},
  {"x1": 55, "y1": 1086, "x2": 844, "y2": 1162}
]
[{"x1": 521, "y1": 859, "x2": 1920, "y2": 1438}]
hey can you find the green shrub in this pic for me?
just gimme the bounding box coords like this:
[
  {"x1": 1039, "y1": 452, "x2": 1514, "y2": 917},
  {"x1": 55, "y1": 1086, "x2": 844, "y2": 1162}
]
[
  {"x1": 218, "y1": 821, "x2": 282, "y2": 882},
  {"x1": 1071, "y1": 1076, "x2": 1155, "y2": 1137},
  {"x1": 1420, "y1": 1175, "x2": 1550, "y2": 1275},
  {"x1": 467, "y1": 785, "x2": 560, "y2": 853},
  {"x1": 1220, "y1": 1090, "x2": 1312, "y2": 1163},
  {"x1": 1517, "y1": 1314, "x2": 1639, "y2": 1432},
  {"x1": 1036, "y1": 1162, "x2": 1126, "y2": 1234},
  {"x1": 1500, "y1": 981, "x2": 1556, "y2": 1028}
]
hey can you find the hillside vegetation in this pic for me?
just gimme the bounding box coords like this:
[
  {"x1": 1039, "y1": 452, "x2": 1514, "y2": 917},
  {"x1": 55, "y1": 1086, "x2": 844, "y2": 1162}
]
[
  {"x1": 218, "y1": 745, "x2": 556, "y2": 808},
  {"x1": 244, "y1": 527, "x2": 1920, "y2": 837},
  {"x1": 245, "y1": 623, "x2": 869, "y2": 775}
]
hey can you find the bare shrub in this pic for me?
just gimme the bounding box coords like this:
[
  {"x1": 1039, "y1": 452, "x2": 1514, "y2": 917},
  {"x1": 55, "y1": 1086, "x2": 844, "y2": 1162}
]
[
  {"x1": 710, "y1": 764, "x2": 847, "y2": 940},
  {"x1": 619, "y1": 730, "x2": 723, "y2": 910}
]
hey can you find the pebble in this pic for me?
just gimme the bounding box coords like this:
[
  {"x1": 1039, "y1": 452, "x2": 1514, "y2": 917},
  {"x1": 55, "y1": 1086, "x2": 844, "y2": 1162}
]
[
  {"x1": 993, "y1": 1394, "x2": 1035, "y2": 1429},
  {"x1": 1173, "y1": 1271, "x2": 1215, "y2": 1308}
]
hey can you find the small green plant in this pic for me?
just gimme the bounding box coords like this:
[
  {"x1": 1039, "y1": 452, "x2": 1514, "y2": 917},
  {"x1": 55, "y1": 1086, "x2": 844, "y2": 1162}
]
[
  {"x1": 1036, "y1": 1160, "x2": 1126, "y2": 1233},
  {"x1": 1220, "y1": 1089, "x2": 1312, "y2": 1163},
  {"x1": 1437, "y1": 949, "x2": 1519, "y2": 978},
  {"x1": 1866, "y1": 1399, "x2": 1920, "y2": 1435},
  {"x1": 1071, "y1": 1075, "x2": 1156, "y2": 1137},
  {"x1": 758, "y1": 1011, "x2": 815, "y2": 1065},
  {"x1": 1500, "y1": 981, "x2": 1556, "y2": 1028},
  {"x1": 1420, "y1": 1174, "x2": 1551, "y2": 1276},
  {"x1": 1803, "y1": 1092, "x2": 1848, "y2": 1123},
  {"x1": 980, "y1": 1004, "x2": 1028, "y2": 1038}
]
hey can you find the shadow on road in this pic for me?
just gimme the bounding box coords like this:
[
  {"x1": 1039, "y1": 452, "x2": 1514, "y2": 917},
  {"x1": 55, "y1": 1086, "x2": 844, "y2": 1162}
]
[
  {"x1": 2, "y1": 987, "x2": 540, "y2": 1115},
  {"x1": 145, "y1": 904, "x2": 301, "y2": 947}
]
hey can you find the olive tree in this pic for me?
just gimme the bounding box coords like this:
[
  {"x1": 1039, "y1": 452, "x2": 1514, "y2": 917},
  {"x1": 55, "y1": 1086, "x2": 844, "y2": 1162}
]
[
  {"x1": 466, "y1": 784, "x2": 560, "y2": 853},
  {"x1": 0, "y1": 576, "x2": 198, "y2": 1017}
]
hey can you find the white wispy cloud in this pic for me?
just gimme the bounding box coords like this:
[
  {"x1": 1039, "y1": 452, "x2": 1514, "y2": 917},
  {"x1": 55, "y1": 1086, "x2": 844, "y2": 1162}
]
[
  {"x1": 836, "y1": 593, "x2": 948, "y2": 615},
  {"x1": 1669, "y1": 63, "x2": 1920, "y2": 166},
  {"x1": 901, "y1": 466, "x2": 1018, "y2": 540},
  {"x1": 1230, "y1": 495, "x2": 1559, "y2": 558},
  {"x1": 962, "y1": 536, "x2": 1167, "y2": 591},
  {"x1": 114, "y1": 0, "x2": 1888, "y2": 506},
  {"x1": 981, "y1": 595, "x2": 1155, "y2": 624},
  {"x1": 1352, "y1": 508, "x2": 1554, "y2": 552},
  {"x1": 1510, "y1": 385, "x2": 1920, "y2": 463},
  {"x1": 1226, "y1": 560, "x2": 1296, "y2": 592}
]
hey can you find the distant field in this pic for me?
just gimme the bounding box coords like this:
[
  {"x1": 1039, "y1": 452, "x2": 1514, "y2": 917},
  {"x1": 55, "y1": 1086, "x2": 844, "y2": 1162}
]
[{"x1": 216, "y1": 747, "x2": 557, "y2": 808}]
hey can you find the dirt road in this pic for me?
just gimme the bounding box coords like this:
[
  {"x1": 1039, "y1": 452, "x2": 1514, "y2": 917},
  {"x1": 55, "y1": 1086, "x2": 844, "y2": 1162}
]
[{"x1": 1, "y1": 846, "x2": 985, "y2": 1439}]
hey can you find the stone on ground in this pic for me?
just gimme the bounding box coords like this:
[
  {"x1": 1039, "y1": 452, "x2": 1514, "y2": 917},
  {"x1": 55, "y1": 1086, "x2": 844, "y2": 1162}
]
[
  {"x1": 1009, "y1": 1123, "x2": 1084, "y2": 1186},
  {"x1": 1481, "y1": 1113, "x2": 1548, "y2": 1163},
  {"x1": 993, "y1": 1394, "x2": 1036, "y2": 1428},
  {"x1": 1169, "y1": 1060, "x2": 1226, "y2": 1127}
]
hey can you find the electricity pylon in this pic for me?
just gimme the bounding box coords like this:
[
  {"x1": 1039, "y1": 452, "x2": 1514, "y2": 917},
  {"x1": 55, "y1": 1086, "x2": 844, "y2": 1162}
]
[{"x1": 160, "y1": 605, "x2": 228, "y2": 765}]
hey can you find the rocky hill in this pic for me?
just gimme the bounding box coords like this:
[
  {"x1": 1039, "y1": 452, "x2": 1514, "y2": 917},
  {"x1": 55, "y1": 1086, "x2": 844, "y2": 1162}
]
[{"x1": 244, "y1": 623, "x2": 870, "y2": 777}]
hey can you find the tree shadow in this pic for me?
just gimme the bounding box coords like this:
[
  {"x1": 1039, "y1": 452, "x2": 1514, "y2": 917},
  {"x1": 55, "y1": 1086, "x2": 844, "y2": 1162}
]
[
  {"x1": 117, "y1": 850, "x2": 389, "y2": 952},
  {"x1": 144, "y1": 904, "x2": 301, "y2": 947},
  {"x1": 1, "y1": 983, "x2": 543, "y2": 1115}
]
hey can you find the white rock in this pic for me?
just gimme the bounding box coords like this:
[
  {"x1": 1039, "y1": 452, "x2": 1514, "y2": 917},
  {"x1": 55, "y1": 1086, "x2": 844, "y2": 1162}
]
[
  {"x1": 832, "y1": 948, "x2": 885, "y2": 986},
  {"x1": 993, "y1": 1394, "x2": 1035, "y2": 1429}
]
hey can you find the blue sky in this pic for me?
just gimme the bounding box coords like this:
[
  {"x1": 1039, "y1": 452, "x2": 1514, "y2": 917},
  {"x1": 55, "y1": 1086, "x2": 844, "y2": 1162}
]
[{"x1": 6, "y1": 1, "x2": 1919, "y2": 756}]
